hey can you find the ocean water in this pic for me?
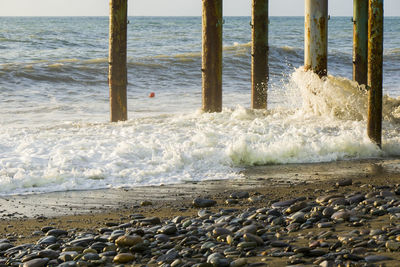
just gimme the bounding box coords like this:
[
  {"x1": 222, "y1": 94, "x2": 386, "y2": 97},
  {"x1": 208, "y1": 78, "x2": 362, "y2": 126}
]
[{"x1": 0, "y1": 16, "x2": 400, "y2": 195}]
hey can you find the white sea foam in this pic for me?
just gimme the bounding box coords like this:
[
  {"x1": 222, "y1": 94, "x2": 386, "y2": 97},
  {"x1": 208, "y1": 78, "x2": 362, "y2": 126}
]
[{"x1": 1, "y1": 68, "x2": 400, "y2": 195}]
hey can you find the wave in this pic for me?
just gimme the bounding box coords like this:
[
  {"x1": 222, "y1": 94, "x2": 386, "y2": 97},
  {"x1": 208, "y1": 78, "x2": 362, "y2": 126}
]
[
  {"x1": 1, "y1": 41, "x2": 399, "y2": 86},
  {"x1": 1, "y1": 68, "x2": 400, "y2": 195}
]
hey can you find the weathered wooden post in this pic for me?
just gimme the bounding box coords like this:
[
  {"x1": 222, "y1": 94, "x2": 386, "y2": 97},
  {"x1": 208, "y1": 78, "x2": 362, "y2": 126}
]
[
  {"x1": 202, "y1": 0, "x2": 223, "y2": 113},
  {"x1": 367, "y1": 0, "x2": 384, "y2": 147},
  {"x1": 353, "y1": 0, "x2": 368, "y2": 86},
  {"x1": 304, "y1": 0, "x2": 328, "y2": 77},
  {"x1": 251, "y1": 0, "x2": 269, "y2": 109},
  {"x1": 109, "y1": 0, "x2": 128, "y2": 122}
]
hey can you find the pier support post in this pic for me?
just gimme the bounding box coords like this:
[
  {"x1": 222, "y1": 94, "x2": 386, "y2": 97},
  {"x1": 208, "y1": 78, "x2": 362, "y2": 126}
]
[
  {"x1": 251, "y1": 0, "x2": 269, "y2": 109},
  {"x1": 353, "y1": 0, "x2": 368, "y2": 86},
  {"x1": 109, "y1": 0, "x2": 128, "y2": 122},
  {"x1": 367, "y1": 0, "x2": 384, "y2": 147},
  {"x1": 304, "y1": 0, "x2": 328, "y2": 77},
  {"x1": 202, "y1": 0, "x2": 223, "y2": 113}
]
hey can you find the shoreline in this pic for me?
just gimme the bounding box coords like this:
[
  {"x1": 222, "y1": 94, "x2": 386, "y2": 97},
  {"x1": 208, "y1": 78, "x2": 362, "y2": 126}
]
[
  {"x1": 1, "y1": 158, "x2": 400, "y2": 266},
  {"x1": 1, "y1": 158, "x2": 400, "y2": 219}
]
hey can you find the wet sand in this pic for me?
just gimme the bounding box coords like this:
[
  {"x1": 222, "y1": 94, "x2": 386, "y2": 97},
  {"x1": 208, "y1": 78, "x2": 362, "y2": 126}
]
[
  {"x1": 1, "y1": 158, "x2": 399, "y2": 235},
  {"x1": 1, "y1": 158, "x2": 400, "y2": 266},
  {"x1": 1, "y1": 158, "x2": 399, "y2": 218}
]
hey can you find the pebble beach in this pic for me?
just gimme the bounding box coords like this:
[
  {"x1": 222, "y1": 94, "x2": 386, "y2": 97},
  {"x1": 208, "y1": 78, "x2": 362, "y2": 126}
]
[{"x1": 1, "y1": 160, "x2": 400, "y2": 267}]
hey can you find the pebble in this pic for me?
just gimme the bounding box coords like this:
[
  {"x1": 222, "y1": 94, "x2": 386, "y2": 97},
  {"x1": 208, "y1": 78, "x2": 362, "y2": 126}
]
[
  {"x1": 271, "y1": 198, "x2": 303, "y2": 208},
  {"x1": 113, "y1": 253, "x2": 135, "y2": 263},
  {"x1": 22, "y1": 258, "x2": 49, "y2": 267},
  {"x1": 386, "y1": 240, "x2": 400, "y2": 251},
  {"x1": 230, "y1": 191, "x2": 249, "y2": 199},
  {"x1": 331, "y1": 210, "x2": 350, "y2": 221},
  {"x1": 46, "y1": 229, "x2": 68, "y2": 237},
  {"x1": 364, "y1": 255, "x2": 393, "y2": 263},
  {"x1": 115, "y1": 235, "x2": 143, "y2": 247},
  {"x1": 336, "y1": 178, "x2": 352, "y2": 187},
  {"x1": 193, "y1": 197, "x2": 217, "y2": 207},
  {"x1": 1, "y1": 186, "x2": 400, "y2": 267},
  {"x1": 243, "y1": 233, "x2": 263, "y2": 246}
]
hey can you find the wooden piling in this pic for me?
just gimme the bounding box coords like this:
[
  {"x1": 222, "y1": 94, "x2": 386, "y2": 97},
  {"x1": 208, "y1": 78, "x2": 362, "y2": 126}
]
[
  {"x1": 109, "y1": 0, "x2": 128, "y2": 122},
  {"x1": 202, "y1": 0, "x2": 223, "y2": 113},
  {"x1": 251, "y1": 0, "x2": 269, "y2": 109},
  {"x1": 353, "y1": 0, "x2": 368, "y2": 86},
  {"x1": 367, "y1": 0, "x2": 384, "y2": 147},
  {"x1": 304, "y1": 0, "x2": 328, "y2": 77}
]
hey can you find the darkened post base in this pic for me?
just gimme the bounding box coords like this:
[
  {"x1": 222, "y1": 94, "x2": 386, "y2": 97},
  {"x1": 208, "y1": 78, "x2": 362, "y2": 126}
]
[
  {"x1": 251, "y1": 0, "x2": 269, "y2": 109},
  {"x1": 353, "y1": 0, "x2": 369, "y2": 86},
  {"x1": 109, "y1": 0, "x2": 128, "y2": 122},
  {"x1": 202, "y1": 0, "x2": 223, "y2": 113},
  {"x1": 367, "y1": 0, "x2": 384, "y2": 147}
]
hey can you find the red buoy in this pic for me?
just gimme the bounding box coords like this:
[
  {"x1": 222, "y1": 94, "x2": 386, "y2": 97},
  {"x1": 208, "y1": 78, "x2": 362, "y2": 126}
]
[{"x1": 149, "y1": 92, "x2": 155, "y2": 98}]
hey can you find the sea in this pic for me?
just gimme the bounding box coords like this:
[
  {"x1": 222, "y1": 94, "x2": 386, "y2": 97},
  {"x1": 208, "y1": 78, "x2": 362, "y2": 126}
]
[{"x1": 0, "y1": 16, "x2": 400, "y2": 195}]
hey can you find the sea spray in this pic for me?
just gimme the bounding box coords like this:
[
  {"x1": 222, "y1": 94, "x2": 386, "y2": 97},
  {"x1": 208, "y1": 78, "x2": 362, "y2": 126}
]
[
  {"x1": 2, "y1": 69, "x2": 400, "y2": 195},
  {"x1": 1, "y1": 17, "x2": 400, "y2": 195}
]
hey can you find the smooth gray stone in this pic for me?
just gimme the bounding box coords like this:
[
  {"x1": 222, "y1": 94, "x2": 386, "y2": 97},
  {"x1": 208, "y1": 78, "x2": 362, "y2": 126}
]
[
  {"x1": 230, "y1": 258, "x2": 247, "y2": 267},
  {"x1": 99, "y1": 251, "x2": 117, "y2": 257},
  {"x1": 201, "y1": 241, "x2": 217, "y2": 250},
  {"x1": 207, "y1": 252, "x2": 229, "y2": 267},
  {"x1": 157, "y1": 249, "x2": 179, "y2": 263},
  {"x1": 370, "y1": 208, "x2": 387, "y2": 216},
  {"x1": 267, "y1": 209, "x2": 281, "y2": 217},
  {"x1": 58, "y1": 262, "x2": 77, "y2": 267},
  {"x1": 243, "y1": 233, "x2": 263, "y2": 245},
  {"x1": 293, "y1": 247, "x2": 311, "y2": 254},
  {"x1": 68, "y1": 237, "x2": 94, "y2": 246},
  {"x1": 336, "y1": 178, "x2": 352, "y2": 187},
  {"x1": 319, "y1": 260, "x2": 335, "y2": 267},
  {"x1": 37, "y1": 249, "x2": 59, "y2": 259},
  {"x1": 269, "y1": 252, "x2": 295, "y2": 257},
  {"x1": 193, "y1": 198, "x2": 217, "y2": 208},
  {"x1": 285, "y1": 202, "x2": 308, "y2": 214},
  {"x1": 40, "y1": 226, "x2": 54, "y2": 233},
  {"x1": 289, "y1": 211, "x2": 306, "y2": 223},
  {"x1": 370, "y1": 229, "x2": 385, "y2": 236},
  {"x1": 158, "y1": 225, "x2": 177, "y2": 235},
  {"x1": 237, "y1": 241, "x2": 257, "y2": 249},
  {"x1": 322, "y1": 207, "x2": 335, "y2": 217},
  {"x1": 37, "y1": 235, "x2": 58, "y2": 245},
  {"x1": 387, "y1": 207, "x2": 400, "y2": 213},
  {"x1": 172, "y1": 216, "x2": 185, "y2": 224},
  {"x1": 318, "y1": 222, "x2": 333, "y2": 228},
  {"x1": 139, "y1": 217, "x2": 161, "y2": 225},
  {"x1": 23, "y1": 258, "x2": 49, "y2": 267},
  {"x1": 271, "y1": 198, "x2": 304, "y2": 208},
  {"x1": 316, "y1": 194, "x2": 343, "y2": 204},
  {"x1": 213, "y1": 227, "x2": 232, "y2": 236},
  {"x1": 365, "y1": 255, "x2": 393, "y2": 263},
  {"x1": 237, "y1": 224, "x2": 257, "y2": 235},
  {"x1": 347, "y1": 194, "x2": 365, "y2": 205},
  {"x1": 198, "y1": 209, "x2": 213, "y2": 219},
  {"x1": 0, "y1": 243, "x2": 13, "y2": 252},
  {"x1": 331, "y1": 210, "x2": 350, "y2": 221},
  {"x1": 81, "y1": 253, "x2": 100, "y2": 261},
  {"x1": 380, "y1": 190, "x2": 396, "y2": 197},
  {"x1": 230, "y1": 192, "x2": 249, "y2": 199},
  {"x1": 155, "y1": 234, "x2": 170, "y2": 242},
  {"x1": 46, "y1": 229, "x2": 68, "y2": 237}
]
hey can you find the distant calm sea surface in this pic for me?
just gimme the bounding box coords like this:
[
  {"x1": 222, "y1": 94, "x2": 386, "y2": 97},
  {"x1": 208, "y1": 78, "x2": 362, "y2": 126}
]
[{"x1": 1, "y1": 17, "x2": 400, "y2": 195}]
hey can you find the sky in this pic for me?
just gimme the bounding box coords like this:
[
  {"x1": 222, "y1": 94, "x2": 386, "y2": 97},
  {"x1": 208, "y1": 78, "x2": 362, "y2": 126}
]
[{"x1": 0, "y1": 0, "x2": 399, "y2": 17}]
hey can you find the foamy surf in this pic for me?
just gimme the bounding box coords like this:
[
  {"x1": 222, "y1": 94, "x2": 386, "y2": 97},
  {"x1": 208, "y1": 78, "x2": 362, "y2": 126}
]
[{"x1": 1, "y1": 68, "x2": 400, "y2": 195}]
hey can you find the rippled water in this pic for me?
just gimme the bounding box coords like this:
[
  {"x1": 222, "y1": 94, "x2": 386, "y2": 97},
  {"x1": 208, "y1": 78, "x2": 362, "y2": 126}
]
[{"x1": 0, "y1": 17, "x2": 399, "y2": 195}]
